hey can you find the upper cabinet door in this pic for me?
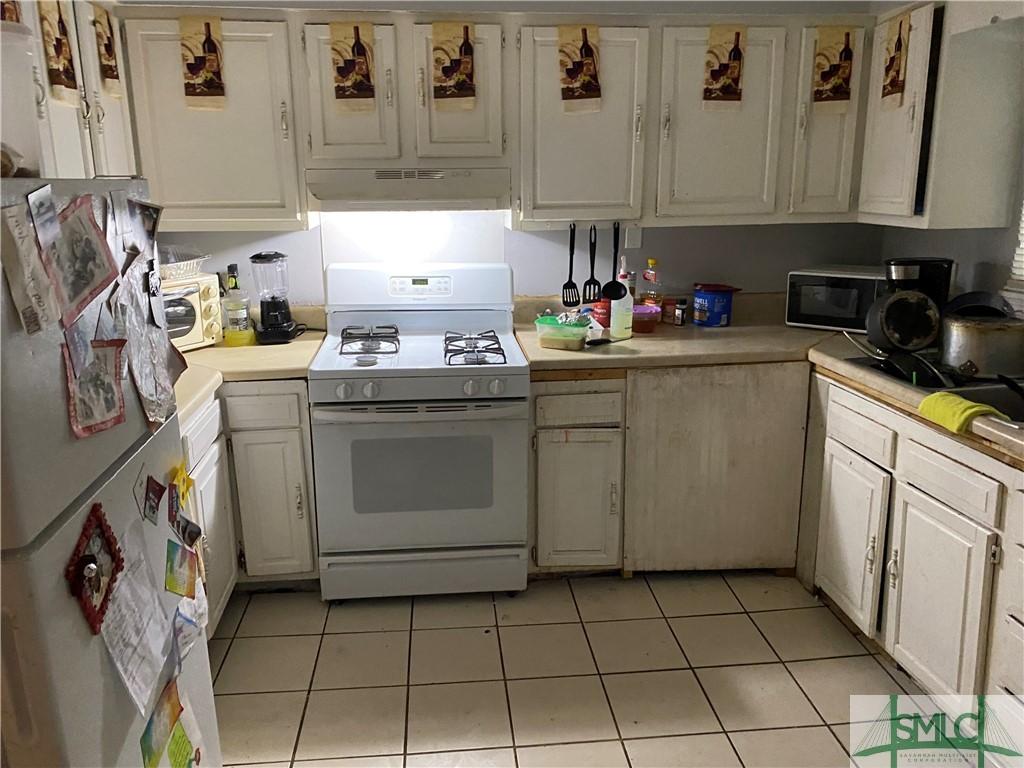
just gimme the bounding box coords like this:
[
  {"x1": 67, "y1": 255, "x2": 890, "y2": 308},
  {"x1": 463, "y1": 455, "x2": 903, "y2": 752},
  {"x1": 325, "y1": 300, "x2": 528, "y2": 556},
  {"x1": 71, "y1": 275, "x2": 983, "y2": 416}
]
[
  {"x1": 789, "y1": 27, "x2": 864, "y2": 213},
  {"x1": 412, "y1": 24, "x2": 503, "y2": 157},
  {"x1": 72, "y1": 3, "x2": 136, "y2": 176},
  {"x1": 657, "y1": 26, "x2": 785, "y2": 216},
  {"x1": 304, "y1": 24, "x2": 399, "y2": 162},
  {"x1": 125, "y1": 20, "x2": 301, "y2": 231},
  {"x1": 22, "y1": 0, "x2": 93, "y2": 178},
  {"x1": 858, "y1": 4, "x2": 936, "y2": 216},
  {"x1": 520, "y1": 27, "x2": 648, "y2": 222}
]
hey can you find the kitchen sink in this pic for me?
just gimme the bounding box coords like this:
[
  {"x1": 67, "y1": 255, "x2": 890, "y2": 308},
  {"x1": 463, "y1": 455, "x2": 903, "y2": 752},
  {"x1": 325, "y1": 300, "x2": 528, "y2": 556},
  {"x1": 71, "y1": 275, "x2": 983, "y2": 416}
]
[{"x1": 946, "y1": 383, "x2": 1024, "y2": 422}]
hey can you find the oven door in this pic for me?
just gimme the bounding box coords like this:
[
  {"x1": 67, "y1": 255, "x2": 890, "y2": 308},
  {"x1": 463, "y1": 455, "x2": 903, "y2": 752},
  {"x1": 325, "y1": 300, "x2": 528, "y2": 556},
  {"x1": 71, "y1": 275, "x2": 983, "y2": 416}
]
[{"x1": 312, "y1": 400, "x2": 528, "y2": 553}]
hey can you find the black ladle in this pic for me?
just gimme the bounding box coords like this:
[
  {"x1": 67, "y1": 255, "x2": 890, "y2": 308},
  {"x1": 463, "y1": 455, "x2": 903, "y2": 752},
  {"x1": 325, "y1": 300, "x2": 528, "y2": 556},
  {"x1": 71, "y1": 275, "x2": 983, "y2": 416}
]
[{"x1": 601, "y1": 222, "x2": 627, "y2": 300}]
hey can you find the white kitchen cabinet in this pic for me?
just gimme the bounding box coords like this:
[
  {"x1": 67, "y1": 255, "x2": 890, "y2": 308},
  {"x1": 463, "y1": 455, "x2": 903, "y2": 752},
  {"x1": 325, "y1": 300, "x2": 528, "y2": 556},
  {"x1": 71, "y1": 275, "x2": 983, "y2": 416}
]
[
  {"x1": 656, "y1": 26, "x2": 785, "y2": 217},
  {"x1": 304, "y1": 24, "x2": 399, "y2": 163},
  {"x1": 815, "y1": 437, "x2": 890, "y2": 635},
  {"x1": 19, "y1": 0, "x2": 93, "y2": 178},
  {"x1": 884, "y1": 481, "x2": 996, "y2": 695},
  {"x1": 789, "y1": 26, "x2": 865, "y2": 213},
  {"x1": 125, "y1": 19, "x2": 302, "y2": 231},
  {"x1": 230, "y1": 428, "x2": 313, "y2": 577},
  {"x1": 520, "y1": 26, "x2": 648, "y2": 221},
  {"x1": 624, "y1": 362, "x2": 809, "y2": 571},
  {"x1": 412, "y1": 24, "x2": 503, "y2": 158},
  {"x1": 536, "y1": 428, "x2": 622, "y2": 567},
  {"x1": 190, "y1": 435, "x2": 237, "y2": 636},
  {"x1": 858, "y1": 4, "x2": 936, "y2": 217},
  {"x1": 71, "y1": 3, "x2": 135, "y2": 176}
]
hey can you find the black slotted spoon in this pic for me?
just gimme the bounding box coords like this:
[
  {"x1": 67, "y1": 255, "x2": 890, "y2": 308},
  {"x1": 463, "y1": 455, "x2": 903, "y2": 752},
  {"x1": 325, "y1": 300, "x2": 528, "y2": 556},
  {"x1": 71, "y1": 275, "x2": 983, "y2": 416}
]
[
  {"x1": 562, "y1": 222, "x2": 580, "y2": 307},
  {"x1": 582, "y1": 224, "x2": 602, "y2": 303}
]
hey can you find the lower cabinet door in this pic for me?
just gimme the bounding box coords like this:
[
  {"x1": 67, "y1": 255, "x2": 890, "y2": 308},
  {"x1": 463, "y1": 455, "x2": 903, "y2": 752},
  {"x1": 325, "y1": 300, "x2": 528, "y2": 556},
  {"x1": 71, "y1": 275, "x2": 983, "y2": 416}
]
[
  {"x1": 231, "y1": 428, "x2": 313, "y2": 576},
  {"x1": 884, "y1": 481, "x2": 996, "y2": 695},
  {"x1": 191, "y1": 435, "x2": 238, "y2": 635},
  {"x1": 815, "y1": 437, "x2": 890, "y2": 635},
  {"x1": 536, "y1": 428, "x2": 622, "y2": 567}
]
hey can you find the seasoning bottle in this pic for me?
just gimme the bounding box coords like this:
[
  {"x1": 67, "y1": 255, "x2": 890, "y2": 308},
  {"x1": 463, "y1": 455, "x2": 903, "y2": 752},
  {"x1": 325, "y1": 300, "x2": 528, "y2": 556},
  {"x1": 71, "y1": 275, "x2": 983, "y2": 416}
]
[
  {"x1": 222, "y1": 264, "x2": 256, "y2": 346},
  {"x1": 641, "y1": 258, "x2": 664, "y2": 307},
  {"x1": 674, "y1": 297, "x2": 689, "y2": 326}
]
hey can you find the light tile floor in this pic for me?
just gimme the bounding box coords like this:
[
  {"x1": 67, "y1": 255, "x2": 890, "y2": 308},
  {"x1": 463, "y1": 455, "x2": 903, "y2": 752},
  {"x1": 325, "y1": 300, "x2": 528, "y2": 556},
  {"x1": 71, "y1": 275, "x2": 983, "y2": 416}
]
[{"x1": 211, "y1": 573, "x2": 916, "y2": 767}]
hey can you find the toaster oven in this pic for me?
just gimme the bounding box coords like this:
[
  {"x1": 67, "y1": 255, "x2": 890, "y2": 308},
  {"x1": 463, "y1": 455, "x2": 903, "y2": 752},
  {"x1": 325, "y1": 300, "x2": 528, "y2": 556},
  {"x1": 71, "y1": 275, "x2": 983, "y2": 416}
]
[{"x1": 163, "y1": 272, "x2": 222, "y2": 351}]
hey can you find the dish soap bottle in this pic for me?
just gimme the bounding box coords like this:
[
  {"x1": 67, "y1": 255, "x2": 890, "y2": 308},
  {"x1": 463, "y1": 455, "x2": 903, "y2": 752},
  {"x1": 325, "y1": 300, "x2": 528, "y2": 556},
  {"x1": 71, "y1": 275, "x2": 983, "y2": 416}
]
[
  {"x1": 609, "y1": 271, "x2": 634, "y2": 340},
  {"x1": 221, "y1": 264, "x2": 256, "y2": 346}
]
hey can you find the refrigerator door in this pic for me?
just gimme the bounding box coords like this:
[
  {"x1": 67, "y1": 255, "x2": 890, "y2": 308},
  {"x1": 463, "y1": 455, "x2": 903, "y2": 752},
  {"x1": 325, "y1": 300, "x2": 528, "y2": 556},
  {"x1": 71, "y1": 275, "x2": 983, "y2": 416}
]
[
  {"x1": 0, "y1": 416, "x2": 221, "y2": 767},
  {"x1": 1, "y1": 178, "x2": 158, "y2": 550}
]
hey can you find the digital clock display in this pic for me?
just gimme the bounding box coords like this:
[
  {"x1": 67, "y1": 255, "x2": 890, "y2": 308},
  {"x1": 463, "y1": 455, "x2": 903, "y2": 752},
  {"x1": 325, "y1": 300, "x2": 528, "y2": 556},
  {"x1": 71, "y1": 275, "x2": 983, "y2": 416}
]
[{"x1": 412, "y1": 278, "x2": 429, "y2": 286}]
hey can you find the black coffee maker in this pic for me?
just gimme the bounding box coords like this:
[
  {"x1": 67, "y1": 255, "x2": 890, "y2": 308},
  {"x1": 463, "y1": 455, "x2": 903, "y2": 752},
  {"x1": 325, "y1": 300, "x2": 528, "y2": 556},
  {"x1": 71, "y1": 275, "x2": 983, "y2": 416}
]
[
  {"x1": 250, "y1": 251, "x2": 303, "y2": 344},
  {"x1": 883, "y1": 257, "x2": 955, "y2": 310}
]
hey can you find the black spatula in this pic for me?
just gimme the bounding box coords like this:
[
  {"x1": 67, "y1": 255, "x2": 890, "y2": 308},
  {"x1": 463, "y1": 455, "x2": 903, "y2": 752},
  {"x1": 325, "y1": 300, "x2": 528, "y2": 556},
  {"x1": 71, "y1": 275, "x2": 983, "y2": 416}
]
[
  {"x1": 561, "y1": 222, "x2": 580, "y2": 307},
  {"x1": 582, "y1": 225, "x2": 602, "y2": 304}
]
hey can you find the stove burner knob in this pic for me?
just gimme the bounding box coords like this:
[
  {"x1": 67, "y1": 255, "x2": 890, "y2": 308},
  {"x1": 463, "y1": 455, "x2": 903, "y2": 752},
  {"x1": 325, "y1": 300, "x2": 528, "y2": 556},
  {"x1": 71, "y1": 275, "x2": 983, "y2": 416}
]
[
  {"x1": 362, "y1": 381, "x2": 381, "y2": 399},
  {"x1": 335, "y1": 382, "x2": 353, "y2": 400},
  {"x1": 487, "y1": 378, "x2": 506, "y2": 396},
  {"x1": 463, "y1": 379, "x2": 480, "y2": 396}
]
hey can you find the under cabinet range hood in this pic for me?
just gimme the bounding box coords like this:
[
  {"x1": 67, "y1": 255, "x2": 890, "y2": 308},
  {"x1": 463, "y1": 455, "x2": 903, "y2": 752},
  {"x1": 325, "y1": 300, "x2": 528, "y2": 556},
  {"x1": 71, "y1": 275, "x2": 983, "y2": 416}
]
[{"x1": 306, "y1": 168, "x2": 512, "y2": 211}]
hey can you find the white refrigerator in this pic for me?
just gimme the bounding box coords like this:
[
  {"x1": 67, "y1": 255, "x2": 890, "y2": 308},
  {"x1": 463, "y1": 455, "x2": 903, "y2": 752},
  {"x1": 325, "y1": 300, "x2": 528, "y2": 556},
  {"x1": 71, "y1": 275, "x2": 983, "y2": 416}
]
[{"x1": 1, "y1": 178, "x2": 221, "y2": 767}]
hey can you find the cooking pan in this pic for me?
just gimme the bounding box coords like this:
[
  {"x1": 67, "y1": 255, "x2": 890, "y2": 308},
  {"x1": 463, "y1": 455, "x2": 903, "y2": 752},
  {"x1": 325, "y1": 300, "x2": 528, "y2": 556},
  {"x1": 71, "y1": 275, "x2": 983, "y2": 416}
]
[
  {"x1": 843, "y1": 332, "x2": 953, "y2": 388},
  {"x1": 941, "y1": 315, "x2": 1024, "y2": 378}
]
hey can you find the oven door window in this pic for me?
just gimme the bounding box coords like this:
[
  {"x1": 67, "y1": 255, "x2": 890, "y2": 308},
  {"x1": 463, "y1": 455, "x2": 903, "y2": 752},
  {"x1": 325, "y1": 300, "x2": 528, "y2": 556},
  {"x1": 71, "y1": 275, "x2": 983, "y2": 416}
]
[
  {"x1": 351, "y1": 435, "x2": 493, "y2": 514},
  {"x1": 165, "y1": 297, "x2": 197, "y2": 340}
]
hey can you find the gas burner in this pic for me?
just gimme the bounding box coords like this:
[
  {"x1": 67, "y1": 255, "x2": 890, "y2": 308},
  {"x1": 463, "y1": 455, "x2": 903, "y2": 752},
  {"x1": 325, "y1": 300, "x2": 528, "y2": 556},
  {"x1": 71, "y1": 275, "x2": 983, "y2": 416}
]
[
  {"x1": 341, "y1": 325, "x2": 400, "y2": 356},
  {"x1": 445, "y1": 330, "x2": 507, "y2": 366}
]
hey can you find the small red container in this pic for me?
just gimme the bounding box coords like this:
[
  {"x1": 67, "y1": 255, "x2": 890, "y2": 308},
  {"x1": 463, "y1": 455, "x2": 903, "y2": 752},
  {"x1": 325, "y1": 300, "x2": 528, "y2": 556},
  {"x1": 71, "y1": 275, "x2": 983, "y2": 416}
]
[
  {"x1": 632, "y1": 304, "x2": 661, "y2": 333},
  {"x1": 592, "y1": 300, "x2": 611, "y2": 328}
]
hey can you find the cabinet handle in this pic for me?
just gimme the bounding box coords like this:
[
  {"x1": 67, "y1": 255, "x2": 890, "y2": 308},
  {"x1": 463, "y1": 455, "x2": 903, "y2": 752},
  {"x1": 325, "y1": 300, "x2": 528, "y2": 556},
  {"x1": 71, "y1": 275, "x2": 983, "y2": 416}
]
[
  {"x1": 93, "y1": 90, "x2": 105, "y2": 133},
  {"x1": 32, "y1": 65, "x2": 46, "y2": 118},
  {"x1": 634, "y1": 106, "x2": 643, "y2": 143},
  {"x1": 295, "y1": 484, "x2": 304, "y2": 518},
  {"x1": 797, "y1": 102, "x2": 808, "y2": 141},
  {"x1": 662, "y1": 103, "x2": 671, "y2": 140},
  {"x1": 80, "y1": 94, "x2": 92, "y2": 122},
  {"x1": 609, "y1": 481, "x2": 619, "y2": 516},
  {"x1": 417, "y1": 68, "x2": 426, "y2": 107},
  {"x1": 887, "y1": 548, "x2": 899, "y2": 588},
  {"x1": 385, "y1": 68, "x2": 394, "y2": 107},
  {"x1": 907, "y1": 95, "x2": 917, "y2": 132},
  {"x1": 865, "y1": 535, "x2": 876, "y2": 574},
  {"x1": 280, "y1": 101, "x2": 290, "y2": 140}
]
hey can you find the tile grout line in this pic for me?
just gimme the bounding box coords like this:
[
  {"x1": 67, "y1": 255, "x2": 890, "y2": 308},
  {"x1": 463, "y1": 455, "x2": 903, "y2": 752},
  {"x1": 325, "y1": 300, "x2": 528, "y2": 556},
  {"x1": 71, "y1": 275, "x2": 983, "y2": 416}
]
[
  {"x1": 567, "y1": 578, "x2": 632, "y2": 768},
  {"x1": 492, "y1": 593, "x2": 519, "y2": 768},
  {"x1": 285, "y1": 601, "x2": 330, "y2": 768},
  {"x1": 648, "y1": 573, "x2": 744, "y2": 768},
  {"x1": 402, "y1": 597, "x2": 414, "y2": 768}
]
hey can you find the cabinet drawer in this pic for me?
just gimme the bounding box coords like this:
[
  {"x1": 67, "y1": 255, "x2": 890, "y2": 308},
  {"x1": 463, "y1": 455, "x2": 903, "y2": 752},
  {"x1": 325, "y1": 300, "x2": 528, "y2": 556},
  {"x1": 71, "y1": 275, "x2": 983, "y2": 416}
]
[
  {"x1": 224, "y1": 394, "x2": 301, "y2": 430},
  {"x1": 989, "y1": 613, "x2": 1024, "y2": 696},
  {"x1": 826, "y1": 395, "x2": 896, "y2": 468},
  {"x1": 182, "y1": 398, "x2": 222, "y2": 471},
  {"x1": 535, "y1": 393, "x2": 622, "y2": 428},
  {"x1": 898, "y1": 440, "x2": 1003, "y2": 528}
]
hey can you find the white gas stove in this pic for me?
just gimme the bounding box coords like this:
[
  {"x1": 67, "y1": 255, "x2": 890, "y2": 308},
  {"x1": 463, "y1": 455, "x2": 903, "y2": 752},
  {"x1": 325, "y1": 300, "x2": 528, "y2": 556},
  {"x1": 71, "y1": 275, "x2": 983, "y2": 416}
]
[{"x1": 308, "y1": 263, "x2": 529, "y2": 600}]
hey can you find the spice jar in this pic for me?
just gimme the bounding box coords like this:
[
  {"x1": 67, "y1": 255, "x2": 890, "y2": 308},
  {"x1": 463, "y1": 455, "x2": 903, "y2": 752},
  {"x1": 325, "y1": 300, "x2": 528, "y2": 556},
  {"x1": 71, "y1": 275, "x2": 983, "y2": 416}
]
[
  {"x1": 674, "y1": 297, "x2": 689, "y2": 326},
  {"x1": 662, "y1": 297, "x2": 677, "y2": 323}
]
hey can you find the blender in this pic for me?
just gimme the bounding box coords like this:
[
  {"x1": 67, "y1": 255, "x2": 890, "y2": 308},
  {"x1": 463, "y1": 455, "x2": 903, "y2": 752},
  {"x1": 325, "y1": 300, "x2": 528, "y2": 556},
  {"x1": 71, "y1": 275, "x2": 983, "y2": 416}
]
[{"x1": 250, "y1": 251, "x2": 303, "y2": 343}]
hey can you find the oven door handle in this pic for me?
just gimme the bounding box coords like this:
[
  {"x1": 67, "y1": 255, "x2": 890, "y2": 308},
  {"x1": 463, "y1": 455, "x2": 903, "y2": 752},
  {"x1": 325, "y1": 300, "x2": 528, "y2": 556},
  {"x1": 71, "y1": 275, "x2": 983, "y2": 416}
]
[
  {"x1": 312, "y1": 404, "x2": 528, "y2": 425},
  {"x1": 163, "y1": 286, "x2": 200, "y2": 300}
]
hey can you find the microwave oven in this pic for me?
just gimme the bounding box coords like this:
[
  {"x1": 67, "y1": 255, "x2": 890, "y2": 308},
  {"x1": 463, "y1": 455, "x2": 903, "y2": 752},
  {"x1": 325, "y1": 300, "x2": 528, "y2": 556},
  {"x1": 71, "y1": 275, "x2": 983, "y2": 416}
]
[
  {"x1": 786, "y1": 265, "x2": 888, "y2": 333},
  {"x1": 163, "y1": 272, "x2": 222, "y2": 351}
]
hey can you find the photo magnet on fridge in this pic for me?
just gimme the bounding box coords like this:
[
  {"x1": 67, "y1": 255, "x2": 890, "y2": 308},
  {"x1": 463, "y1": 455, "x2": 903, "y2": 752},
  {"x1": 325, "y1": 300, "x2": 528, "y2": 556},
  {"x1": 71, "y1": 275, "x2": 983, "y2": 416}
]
[{"x1": 142, "y1": 475, "x2": 166, "y2": 526}]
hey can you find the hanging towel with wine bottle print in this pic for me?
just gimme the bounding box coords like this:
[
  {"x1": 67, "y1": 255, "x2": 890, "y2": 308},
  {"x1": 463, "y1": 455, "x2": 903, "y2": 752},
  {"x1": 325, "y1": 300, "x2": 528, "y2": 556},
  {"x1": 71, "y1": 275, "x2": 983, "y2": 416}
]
[
  {"x1": 558, "y1": 25, "x2": 601, "y2": 113},
  {"x1": 703, "y1": 25, "x2": 746, "y2": 110},
  {"x1": 881, "y1": 13, "x2": 910, "y2": 111},
  {"x1": 330, "y1": 22, "x2": 376, "y2": 112},
  {"x1": 180, "y1": 16, "x2": 225, "y2": 109},
  {"x1": 0, "y1": 1, "x2": 22, "y2": 23},
  {"x1": 38, "y1": 1, "x2": 79, "y2": 104},
  {"x1": 431, "y1": 22, "x2": 476, "y2": 112},
  {"x1": 92, "y1": 4, "x2": 121, "y2": 96},
  {"x1": 812, "y1": 27, "x2": 855, "y2": 113}
]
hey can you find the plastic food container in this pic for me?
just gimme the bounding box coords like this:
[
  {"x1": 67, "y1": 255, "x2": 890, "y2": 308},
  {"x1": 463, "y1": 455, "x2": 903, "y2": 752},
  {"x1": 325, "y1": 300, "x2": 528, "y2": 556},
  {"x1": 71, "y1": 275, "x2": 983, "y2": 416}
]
[
  {"x1": 632, "y1": 304, "x2": 661, "y2": 334},
  {"x1": 535, "y1": 316, "x2": 590, "y2": 351},
  {"x1": 693, "y1": 284, "x2": 741, "y2": 327}
]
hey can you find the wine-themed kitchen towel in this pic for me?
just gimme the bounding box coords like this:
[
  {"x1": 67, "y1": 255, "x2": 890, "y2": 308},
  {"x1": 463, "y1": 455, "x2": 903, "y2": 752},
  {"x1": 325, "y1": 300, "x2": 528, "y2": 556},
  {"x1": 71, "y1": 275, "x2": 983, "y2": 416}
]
[
  {"x1": 38, "y1": 1, "x2": 79, "y2": 104},
  {"x1": 92, "y1": 4, "x2": 121, "y2": 95},
  {"x1": 813, "y1": 26, "x2": 855, "y2": 112},
  {"x1": 703, "y1": 25, "x2": 746, "y2": 109},
  {"x1": 559, "y1": 25, "x2": 601, "y2": 113},
  {"x1": 180, "y1": 16, "x2": 225, "y2": 109},
  {"x1": 881, "y1": 12, "x2": 910, "y2": 110},
  {"x1": 330, "y1": 22, "x2": 376, "y2": 112},
  {"x1": 1, "y1": 1, "x2": 22, "y2": 23},
  {"x1": 432, "y1": 22, "x2": 476, "y2": 111}
]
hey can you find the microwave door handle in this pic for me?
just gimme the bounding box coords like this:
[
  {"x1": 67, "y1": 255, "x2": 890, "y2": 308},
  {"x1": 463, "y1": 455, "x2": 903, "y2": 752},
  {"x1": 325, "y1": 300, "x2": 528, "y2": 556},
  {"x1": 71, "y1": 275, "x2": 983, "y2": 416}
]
[
  {"x1": 312, "y1": 405, "x2": 527, "y2": 425},
  {"x1": 162, "y1": 286, "x2": 200, "y2": 300}
]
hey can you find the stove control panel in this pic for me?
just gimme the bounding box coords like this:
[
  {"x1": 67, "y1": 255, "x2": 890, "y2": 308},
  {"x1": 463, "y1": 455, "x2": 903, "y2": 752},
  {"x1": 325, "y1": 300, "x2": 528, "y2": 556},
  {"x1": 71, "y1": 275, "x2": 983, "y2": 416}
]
[{"x1": 388, "y1": 275, "x2": 452, "y2": 298}]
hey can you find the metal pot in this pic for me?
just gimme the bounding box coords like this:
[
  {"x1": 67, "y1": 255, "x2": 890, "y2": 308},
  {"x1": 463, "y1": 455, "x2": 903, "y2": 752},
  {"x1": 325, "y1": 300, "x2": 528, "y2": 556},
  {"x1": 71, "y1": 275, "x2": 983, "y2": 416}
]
[{"x1": 941, "y1": 315, "x2": 1024, "y2": 378}]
